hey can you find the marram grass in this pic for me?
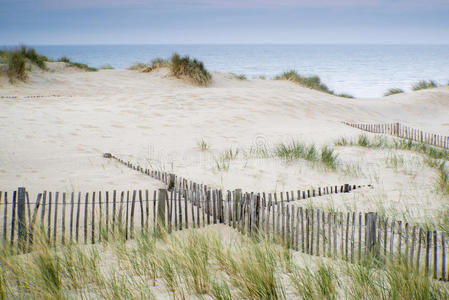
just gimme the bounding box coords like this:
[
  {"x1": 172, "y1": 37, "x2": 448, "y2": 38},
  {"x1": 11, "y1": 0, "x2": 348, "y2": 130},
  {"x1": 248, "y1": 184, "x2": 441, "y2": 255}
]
[
  {"x1": 0, "y1": 226, "x2": 448, "y2": 299},
  {"x1": 275, "y1": 70, "x2": 354, "y2": 98}
]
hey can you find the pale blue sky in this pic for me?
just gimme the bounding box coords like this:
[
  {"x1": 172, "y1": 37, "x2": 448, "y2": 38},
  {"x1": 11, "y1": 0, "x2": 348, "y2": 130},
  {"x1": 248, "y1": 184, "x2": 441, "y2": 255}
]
[{"x1": 1, "y1": 0, "x2": 449, "y2": 44}]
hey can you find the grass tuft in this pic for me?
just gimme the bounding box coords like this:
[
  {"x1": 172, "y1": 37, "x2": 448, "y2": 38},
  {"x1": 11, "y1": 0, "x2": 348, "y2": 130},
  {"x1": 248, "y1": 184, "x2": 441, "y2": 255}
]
[
  {"x1": 170, "y1": 53, "x2": 211, "y2": 86},
  {"x1": 275, "y1": 70, "x2": 354, "y2": 98},
  {"x1": 20, "y1": 46, "x2": 48, "y2": 70},
  {"x1": 231, "y1": 73, "x2": 247, "y2": 80},
  {"x1": 58, "y1": 56, "x2": 97, "y2": 71},
  {"x1": 337, "y1": 93, "x2": 355, "y2": 99},
  {"x1": 384, "y1": 88, "x2": 404, "y2": 96},
  {"x1": 411, "y1": 80, "x2": 438, "y2": 91},
  {"x1": 197, "y1": 138, "x2": 209, "y2": 151},
  {"x1": 7, "y1": 51, "x2": 28, "y2": 83},
  {"x1": 128, "y1": 62, "x2": 147, "y2": 70},
  {"x1": 275, "y1": 70, "x2": 333, "y2": 94},
  {"x1": 99, "y1": 64, "x2": 114, "y2": 70}
]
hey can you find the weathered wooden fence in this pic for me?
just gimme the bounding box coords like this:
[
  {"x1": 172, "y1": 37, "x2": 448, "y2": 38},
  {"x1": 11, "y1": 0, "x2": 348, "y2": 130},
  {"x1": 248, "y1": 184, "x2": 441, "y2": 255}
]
[
  {"x1": 344, "y1": 121, "x2": 449, "y2": 150},
  {"x1": 1, "y1": 186, "x2": 448, "y2": 281}
]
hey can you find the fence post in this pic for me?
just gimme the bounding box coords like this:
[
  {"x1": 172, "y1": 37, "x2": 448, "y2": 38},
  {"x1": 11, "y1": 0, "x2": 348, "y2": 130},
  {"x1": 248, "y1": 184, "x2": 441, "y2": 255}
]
[
  {"x1": 168, "y1": 174, "x2": 175, "y2": 191},
  {"x1": 17, "y1": 187, "x2": 27, "y2": 251},
  {"x1": 366, "y1": 212, "x2": 377, "y2": 254},
  {"x1": 394, "y1": 122, "x2": 400, "y2": 137}
]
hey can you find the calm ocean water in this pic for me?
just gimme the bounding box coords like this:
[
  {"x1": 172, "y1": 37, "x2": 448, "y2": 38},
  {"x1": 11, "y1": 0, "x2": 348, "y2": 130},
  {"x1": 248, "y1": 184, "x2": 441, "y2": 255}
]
[{"x1": 5, "y1": 44, "x2": 449, "y2": 98}]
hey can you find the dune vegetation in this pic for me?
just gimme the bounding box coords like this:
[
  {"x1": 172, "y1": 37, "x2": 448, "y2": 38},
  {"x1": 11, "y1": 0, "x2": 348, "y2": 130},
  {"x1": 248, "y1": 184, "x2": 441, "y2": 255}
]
[
  {"x1": 58, "y1": 56, "x2": 98, "y2": 72},
  {"x1": 275, "y1": 70, "x2": 354, "y2": 98},
  {"x1": 384, "y1": 88, "x2": 404, "y2": 96},
  {"x1": 1, "y1": 46, "x2": 49, "y2": 82},
  {"x1": 411, "y1": 80, "x2": 438, "y2": 91},
  {"x1": 1, "y1": 226, "x2": 447, "y2": 299},
  {"x1": 128, "y1": 54, "x2": 211, "y2": 86},
  {"x1": 170, "y1": 53, "x2": 212, "y2": 86},
  {"x1": 0, "y1": 46, "x2": 100, "y2": 83}
]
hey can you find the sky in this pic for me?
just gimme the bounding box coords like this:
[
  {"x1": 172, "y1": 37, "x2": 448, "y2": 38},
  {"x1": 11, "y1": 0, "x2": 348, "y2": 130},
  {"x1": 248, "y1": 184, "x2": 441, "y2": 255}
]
[{"x1": 1, "y1": 0, "x2": 449, "y2": 45}]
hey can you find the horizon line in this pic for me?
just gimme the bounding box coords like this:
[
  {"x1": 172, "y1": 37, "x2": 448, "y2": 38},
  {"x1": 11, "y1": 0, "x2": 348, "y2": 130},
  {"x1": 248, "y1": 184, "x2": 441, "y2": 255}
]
[{"x1": 2, "y1": 42, "x2": 449, "y2": 47}]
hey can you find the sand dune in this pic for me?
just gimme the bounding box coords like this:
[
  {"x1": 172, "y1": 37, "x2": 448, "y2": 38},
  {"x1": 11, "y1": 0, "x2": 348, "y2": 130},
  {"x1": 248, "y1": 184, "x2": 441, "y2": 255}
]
[{"x1": 0, "y1": 64, "x2": 448, "y2": 218}]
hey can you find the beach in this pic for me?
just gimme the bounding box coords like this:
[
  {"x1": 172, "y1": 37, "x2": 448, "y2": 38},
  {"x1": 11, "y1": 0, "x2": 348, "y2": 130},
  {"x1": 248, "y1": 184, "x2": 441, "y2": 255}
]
[{"x1": 0, "y1": 62, "x2": 448, "y2": 217}]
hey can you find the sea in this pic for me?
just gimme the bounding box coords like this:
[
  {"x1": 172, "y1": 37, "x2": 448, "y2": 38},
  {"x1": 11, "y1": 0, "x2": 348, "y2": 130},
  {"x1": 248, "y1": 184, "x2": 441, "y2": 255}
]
[{"x1": 3, "y1": 44, "x2": 449, "y2": 98}]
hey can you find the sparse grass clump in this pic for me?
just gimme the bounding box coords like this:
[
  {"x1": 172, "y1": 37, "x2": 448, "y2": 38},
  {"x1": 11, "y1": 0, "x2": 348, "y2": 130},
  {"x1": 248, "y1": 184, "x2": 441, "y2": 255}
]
[
  {"x1": 197, "y1": 138, "x2": 209, "y2": 151},
  {"x1": 274, "y1": 140, "x2": 338, "y2": 169},
  {"x1": 275, "y1": 70, "x2": 333, "y2": 94},
  {"x1": 384, "y1": 88, "x2": 404, "y2": 96},
  {"x1": 99, "y1": 64, "x2": 114, "y2": 70},
  {"x1": 128, "y1": 62, "x2": 147, "y2": 70},
  {"x1": 150, "y1": 57, "x2": 170, "y2": 69},
  {"x1": 58, "y1": 56, "x2": 97, "y2": 71},
  {"x1": 275, "y1": 70, "x2": 354, "y2": 98},
  {"x1": 6, "y1": 51, "x2": 28, "y2": 82},
  {"x1": 411, "y1": 80, "x2": 438, "y2": 91},
  {"x1": 337, "y1": 93, "x2": 355, "y2": 98},
  {"x1": 231, "y1": 73, "x2": 247, "y2": 80},
  {"x1": 170, "y1": 53, "x2": 211, "y2": 86}
]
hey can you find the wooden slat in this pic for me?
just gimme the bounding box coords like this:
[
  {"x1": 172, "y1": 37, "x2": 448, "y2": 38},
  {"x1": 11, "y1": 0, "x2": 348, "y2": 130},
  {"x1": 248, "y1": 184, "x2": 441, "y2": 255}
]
[
  {"x1": 350, "y1": 212, "x2": 355, "y2": 262},
  {"x1": 91, "y1": 192, "x2": 95, "y2": 244},
  {"x1": 70, "y1": 192, "x2": 74, "y2": 242},
  {"x1": 84, "y1": 192, "x2": 88, "y2": 244},
  {"x1": 53, "y1": 192, "x2": 59, "y2": 246},
  {"x1": 17, "y1": 188, "x2": 27, "y2": 251},
  {"x1": 442, "y1": 232, "x2": 446, "y2": 281},
  {"x1": 417, "y1": 228, "x2": 423, "y2": 272},
  {"x1": 316, "y1": 209, "x2": 320, "y2": 256},
  {"x1": 130, "y1": 190, "x2": 136, "y2": 238},
  {"x1": 358, "y1": 213, "x2": 362, "y2": 261},
  {"x1": 125, "y1": 191, "x2": 130, "y2": 240},
  {"x1": 62, "y1": 193, "x2": 66, "y2": 245},
  {"x1": 75, "y1": 192, "x2": 81, "y2": 242},
  {"x1": 434, "y1": 231, "x2": 438, "y2": 279},
  {"x1": 28, "y1": 193, "x2": 42, "y2": 251},
  {"x1": 47, "y1": 192, "x2": 52, "y2": 243},
  {"x1": 3, "y1": 192, "x2": 8, "y2": 241},
  {"x1": 106, "y1": 191, "x2": 109, "y2": 237},
  {"x1": 99, "y1": 191, "x2": 102, "y2": 241},
  {"x1": 426, "y1": 230, "x2": 430, "y2": 276},
  {"x1": 328, "y1": 212, "x2": 332, "y2": 257}
]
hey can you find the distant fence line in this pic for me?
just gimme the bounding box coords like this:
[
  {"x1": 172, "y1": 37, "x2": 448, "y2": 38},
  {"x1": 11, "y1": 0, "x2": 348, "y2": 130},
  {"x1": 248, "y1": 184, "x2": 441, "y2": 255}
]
[
  {"x1": 344, "y1": 121, "x2": 449, "y2": 150},
  {"x1": 1, "y1": 186, "x2": 448, "y2": 282},
  {"x1": 0, "y1": 95, "x2": 70, "y2": 99}
]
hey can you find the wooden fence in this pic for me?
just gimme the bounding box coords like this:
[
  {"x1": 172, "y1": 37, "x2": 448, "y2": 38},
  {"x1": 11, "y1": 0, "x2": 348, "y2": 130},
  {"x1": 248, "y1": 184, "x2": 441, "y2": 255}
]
[
  {"x1": 1, "y1": 186, "x2": 448, "y2": 281},
  {"x1": 344, "y1": 122, "x2": 449, "y2": 150}
]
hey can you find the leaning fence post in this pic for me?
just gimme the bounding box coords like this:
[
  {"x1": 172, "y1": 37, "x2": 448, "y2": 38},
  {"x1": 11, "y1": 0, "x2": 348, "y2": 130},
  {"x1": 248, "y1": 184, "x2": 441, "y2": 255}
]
[{"x1": 17, "y1": 187, "x2": 27, "y2": 251}]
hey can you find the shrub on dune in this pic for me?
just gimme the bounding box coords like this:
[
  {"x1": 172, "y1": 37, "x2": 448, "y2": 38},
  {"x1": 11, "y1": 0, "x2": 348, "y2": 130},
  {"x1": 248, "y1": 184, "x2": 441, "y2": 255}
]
[
  {"x1": 7, "y1": 51, "x2": 28, "y2": 82},
  {"x1": 411, "y1": 80, "x2": 438, "y2": 91},
  {"x1": 170, "y1": 53, "x2": 211, "y2": 86},
  {"x1": 384, "y1": 88, "x2": 404, "y2": 96},
  {"x1": 20, "y1": 46, "x2": 48, "y2": 70}
]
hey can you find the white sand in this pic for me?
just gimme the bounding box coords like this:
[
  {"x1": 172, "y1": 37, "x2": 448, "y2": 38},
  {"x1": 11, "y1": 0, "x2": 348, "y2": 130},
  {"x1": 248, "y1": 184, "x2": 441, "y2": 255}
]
[{"x1": 1, "y1": 63, "x2": 448, "y2": 217}]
